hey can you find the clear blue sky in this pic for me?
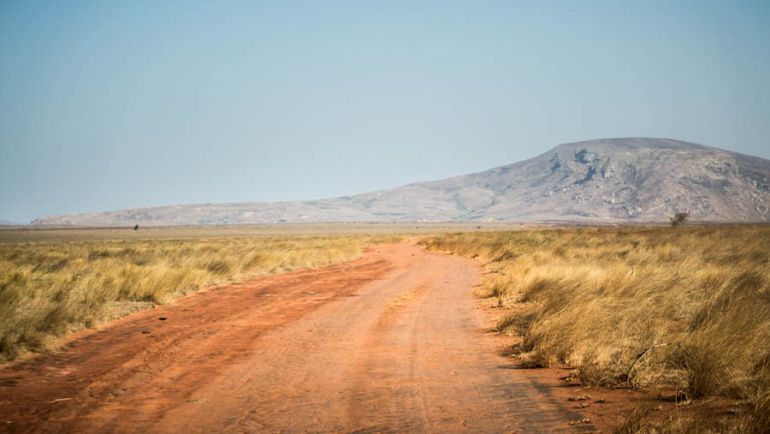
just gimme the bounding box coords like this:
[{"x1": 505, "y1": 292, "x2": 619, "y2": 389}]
[{"x1": 1, "y1": 0, "x2": 769, "y2": 223}]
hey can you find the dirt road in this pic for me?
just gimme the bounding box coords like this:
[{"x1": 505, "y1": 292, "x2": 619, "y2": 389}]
[{"x1": 0, "y1": 241, "x2": 594, "y2": 433}]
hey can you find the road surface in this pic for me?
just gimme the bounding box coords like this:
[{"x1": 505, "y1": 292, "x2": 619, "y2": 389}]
[{"x1": 0, "y1": 241, "x2": 593, "y2": 433}]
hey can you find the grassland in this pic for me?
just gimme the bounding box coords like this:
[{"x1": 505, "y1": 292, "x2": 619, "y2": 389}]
[
  {"x1": 0, "y1": 221, "x2": 528, "y2": 243},
  {"x1": 422, "y1": 225, "x2": 770, "y2": 433},
  {"x1": 5, "y1": 223, "x2": 768, "y2": 431},
  {"x1": 0, "y1": 227, "x2": 407, "y2": 362},
  {"x1": 0, "y1": 222, "x2": 531, "y2": 362}
]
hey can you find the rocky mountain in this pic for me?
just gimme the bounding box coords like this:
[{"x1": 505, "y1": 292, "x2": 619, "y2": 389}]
[{"x1": 32, "y1": 138, "x2": 770, "y2": 226}]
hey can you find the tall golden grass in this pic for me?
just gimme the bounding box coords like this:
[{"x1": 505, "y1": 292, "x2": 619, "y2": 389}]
[
  {"x1": 422, "y1": 225, "x2": 770, "y2": 433},
  {"x1": 0, "y1": 233, "x2": 403, "y2": 361}
]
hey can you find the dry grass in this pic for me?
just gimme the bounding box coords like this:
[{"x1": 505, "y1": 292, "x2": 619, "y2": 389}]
[
  {"x1": 612, "y1": 402, "x2": 768, "y2": 434},
  {"x1": 0, "y1": 232, "x2": 404, "y2": 361},
  {"x1": 0, "y1": 222, "x2": 530, "y2": 243},
  {"x1": 422, "y1": 225, "x2": 770, "y2": 432}
]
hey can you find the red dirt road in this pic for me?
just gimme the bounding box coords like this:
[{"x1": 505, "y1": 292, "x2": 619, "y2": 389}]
[{"x1": 0, "y1": 241, "x2": 594, "y2": 433}]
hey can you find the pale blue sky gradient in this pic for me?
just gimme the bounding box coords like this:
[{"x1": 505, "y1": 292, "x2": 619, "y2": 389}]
[{"x1": 2, "y1": 0, "x2": 769, "y2": 223}]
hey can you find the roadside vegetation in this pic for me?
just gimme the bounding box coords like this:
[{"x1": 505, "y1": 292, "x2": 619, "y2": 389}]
[
  {"x1": 422, "y1": 225, "x2": 770, "y2": 433},
  {"x1": 0, "y1": 233, "x2": 404, "y2": 361}
]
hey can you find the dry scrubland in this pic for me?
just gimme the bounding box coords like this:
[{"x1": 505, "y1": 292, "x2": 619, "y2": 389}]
[
  {"x1": 0, "y1": 222, "x2": 517, "y2": 362},
  {"x1": 0, "y1": 221, "x2": 525, "y2": 243},
  {"x1": 0, "y1": 230, "x2": 405, "y2": 361},
  {"x1": 4, "y1": 223, "x2": 768, "y2": 432},
  {"x1": 422, "y1": 226, "x2": 770, "y2": 433}
]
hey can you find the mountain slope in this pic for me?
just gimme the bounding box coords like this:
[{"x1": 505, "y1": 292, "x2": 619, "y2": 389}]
[{"x1": 32, "y1": 138, "x2": 770, "y2": 225}]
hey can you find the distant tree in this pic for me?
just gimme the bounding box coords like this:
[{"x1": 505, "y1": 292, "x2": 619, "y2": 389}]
[
  {"x1": 134, "y1": 224, "x2": 139, "y2": 231},
  {"x1": 669, "y1": 212, "x2": 689, "y2": 227}
]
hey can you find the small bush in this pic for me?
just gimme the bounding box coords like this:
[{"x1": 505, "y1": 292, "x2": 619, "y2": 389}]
[{"x1": 670, "y1": 212, "x2": 689, "y2": 226}]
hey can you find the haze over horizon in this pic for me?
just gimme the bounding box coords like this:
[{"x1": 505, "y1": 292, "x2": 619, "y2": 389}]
[{"x1": 2, "y1": 1, "x2": 770, "y2": 223}]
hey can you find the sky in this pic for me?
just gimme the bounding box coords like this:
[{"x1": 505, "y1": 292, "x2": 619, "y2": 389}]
[{"x1": 1, "y1": 0, "x2": 769, "y2": 223}]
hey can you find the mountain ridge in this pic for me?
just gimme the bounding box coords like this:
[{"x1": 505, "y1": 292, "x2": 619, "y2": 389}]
[{"x1": 32, "y1": 138, "x2": 770, "y2": 225}]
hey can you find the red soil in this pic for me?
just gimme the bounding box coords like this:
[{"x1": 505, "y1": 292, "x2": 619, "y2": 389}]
[{"x1": 0, "y1": 241, "x2": 604, "y2": 433}]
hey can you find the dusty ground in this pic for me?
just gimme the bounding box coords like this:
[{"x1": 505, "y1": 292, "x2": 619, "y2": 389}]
[{"x1": 0, "y1": 241, "x2": 599, "y2": 433}]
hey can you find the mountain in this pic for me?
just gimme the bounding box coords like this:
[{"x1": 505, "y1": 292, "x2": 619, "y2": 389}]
[
  {"x1": 0, "y1": 220, "x2": 22, "y2": 226},
  {"x1": 32, "y1": 138, "x2": 770, "y2": 226}
]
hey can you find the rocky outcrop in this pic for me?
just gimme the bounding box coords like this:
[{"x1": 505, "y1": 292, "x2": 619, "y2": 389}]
[{"x1": 32, "y1": 138, "x2": 770, "y2": 225}]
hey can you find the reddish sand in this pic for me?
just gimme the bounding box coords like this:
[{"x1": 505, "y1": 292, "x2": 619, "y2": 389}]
[{"x1": 0, "y1": 241, "x2": 601, "y2": 433}]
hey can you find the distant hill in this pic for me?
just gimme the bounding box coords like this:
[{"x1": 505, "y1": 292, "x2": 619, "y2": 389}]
[
  {"x1": 32, "y1": 138, "x2": 770, "y2": 226},
  {"x1": 0, "y1": 220, "x2": 22, "y2": 226}
]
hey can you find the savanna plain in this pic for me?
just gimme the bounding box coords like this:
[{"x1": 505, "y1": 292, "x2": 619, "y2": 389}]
[{"x1": 0, "y1": 223, "x2": 767, "y2": 433}]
